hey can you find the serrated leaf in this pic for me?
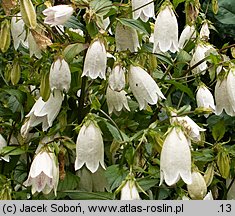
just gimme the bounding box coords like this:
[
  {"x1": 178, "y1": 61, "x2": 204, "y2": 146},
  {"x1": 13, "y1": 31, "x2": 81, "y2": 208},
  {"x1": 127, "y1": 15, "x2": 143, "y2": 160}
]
[{"x1": 90, "y1": 0, "x2": 113, "y2": 17}]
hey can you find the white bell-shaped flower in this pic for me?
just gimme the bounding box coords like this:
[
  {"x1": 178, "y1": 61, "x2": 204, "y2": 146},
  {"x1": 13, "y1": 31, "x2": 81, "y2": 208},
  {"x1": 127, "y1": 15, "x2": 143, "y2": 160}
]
[
  {"x1": 0, "y1": 134, "x2": 10, "y2": 162},
  {"x1": 28, "y1": 32, "x2": 42, "y2": 59},
  {"x1": 187, "y1": 171, "x2": 207, "y2": 200},
  {"x1": 132, "y1": 0, "x2": 155, "y2": 22},
  {"x1": 115, "y1": 22, "x2": 140, "y2": 52},
  {"x1": 215, "y1": 77, "x2": 235, "y2": 116},
  {"x1": 129, "y1": 65, "x2": 165, "y2": 110},
  {"x1": 203, "y1": 191, "x2": 213, "y2": 200},
  {"x1": 200, "y1": 22, "x2": 210, "y2": 40},
  {"x1": 160, "y1": 127, "x2": 192, "y2": 186},
  {"x1": 179, "y1": 25, "x2": 196, "y2": 49},
  {"x1": 190, "y1": 43, "x2": 212, "y2": 74},
  {"x1": 109, "y1": 64, "x2": 126, "y2": 91},
  {"x1": 75, "y1": 121, "x2": 105, "y2": 173},
  {"x1": 120, "y1": 180, "x2": 140, "y2": 200},
  {"x1": 11, "y1": 13, "x2": 28, "y2": 50},
  {"x1": 43, "y1": 5, "x2": 73, "y2": 27},
  {"x1": 153, "y1": 4, "x2": 178, "y2": 53},
  {"x1": 171, "y1": 115, "x2": 206, "y2": 142},
  {"x1": 21, "y1": 90, "x2": 64, "y2": 138},
  {"x1": 226, "y1": 67, "x2": 235, "y2": 112},
  {"x1": 106, "y1": 86, "x2": 130, "y2": 114},
  {"x1": 49, "y1": 58, "x2": 71, "y2": 93},
  {"x1": 82, "y1": 39, "x2": 107, "y2": 79},
  {"x1": 196, "y1": 84, "x2": 215, "y2": 117},
  {"x1": 24, "y1": 150, "x2": 59, "y2": 195}
]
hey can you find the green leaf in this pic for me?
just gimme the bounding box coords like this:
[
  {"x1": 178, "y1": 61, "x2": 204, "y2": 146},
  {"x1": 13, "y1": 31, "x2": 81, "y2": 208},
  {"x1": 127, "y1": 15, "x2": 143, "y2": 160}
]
[
  {"x1": 90, "y1": 0, "x2": 113, "y2": 17},
  {"x1": 137, "y1": 177, "x2": 158, "y2": 191},
  {"x1": 215, "y1": 0, "x2": 235, "y2": 25},
  {"x1": 57, "y1": 172, "x2": 80, "y2": 191},
  {"x1": 66, "y1": 191, "x2": 114, "y2": 200},
  {"x1": 116, "y1": 18, "x2": 151, "y2": 36},
  {"x1": 165, "y1": 80, "x2": 194, "y2": 99},
  {"x1": 0, "y1": 146, "x2": 25, "y2": 156},
  {"x1": 105, "y1": 165, "x2": 128, "y2": 191},
  {"x1": 63, "y1": 43, "x2": 88, "y2": 63},
  {"x1": 64, "y1": 16, "x2": 86, "y2": 31},
  {"x1": 212, "y1": 120, "x2": 226, "y2": 141}
]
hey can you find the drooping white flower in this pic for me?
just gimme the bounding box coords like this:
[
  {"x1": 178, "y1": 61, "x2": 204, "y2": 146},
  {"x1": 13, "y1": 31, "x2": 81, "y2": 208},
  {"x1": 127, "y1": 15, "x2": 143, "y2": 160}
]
[
  {"x1": 226, "y1": 67, "x2": 235, "y2": 112},
  {"x1": 200, "y1": 22, "x2": 210, "y2": 40},
  {"x1": 28, "y1": 32, "x2": 42, "y2": 59},
  {"x1": 21, "y1": 90, "x2": 64, "y2": 138},
  {"x1": 43, "y1": 5, "x2": 73, "y2": 27},
  {"x1": 11, "y1": 13, "x2": 28, "y2": 50},
  {"x1": 49, "y1": 58, "x2": 71, "y2": 93},
  {"x1": 171, "y1": 115, "x2": 206, "y2": 142},
  {"x1": 153, "y1": 4, "x2": 178, "y2": 53},
  {"x1": 106, "y1": 86, "x2": 130, "y2": 114},
  {"x1": 109, "y1": 64, "x2": 126, "y2": 91},
  {"x1": 179, "y1": 25, "x2": 196, "y2": 49},
  {"x1": 115, "y1": 22, "x2": 140, "y2": 52},
  {"x1": 215, "y1": 77, "x2": 235, "y2": 116},
  {"x1": 129, "y1": 65, "x2": 165, "y2": 110},
  {"x1": 24, "y1": 150, "x2": 59, "y2": 195},
  {"x1": 196, "y1": 84, "x2": 215, "y2": 117},
  {"x1": 0, "y1": 134, "x2": 10, "y2": 162},
  {"x1": 190, "y1": 43, "x2": 213, "y2": 74},
  {"x1": 132, "y1": 0, "x2": 155, "y2": 22},
  {"x1": 75, "y1": 121, "x2": 105, "y2": 173},
  {"x1": 203, "y1": 191, "x2": 213, "y2": 200},
  {"x1": 82, "y1": 39, "x2": 107, "y2": 79},
  {"x1": 187, "y1": 171, "x2": 207, "y2": 200},
  {"x1": 120, "y1": 180, "x2": 140, "y2": 200},
  {"x1": 160, "y1": 127, "x2": 192, "y2": 186}
]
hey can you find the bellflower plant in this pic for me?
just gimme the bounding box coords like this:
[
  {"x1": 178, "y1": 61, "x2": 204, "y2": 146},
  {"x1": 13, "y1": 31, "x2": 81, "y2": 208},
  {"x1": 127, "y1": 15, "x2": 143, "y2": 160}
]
[
  {"x1": 24, "y1": 148, "x2": 59, "y2": 195},
  {"x1": 115, "y1": 22, "x2": 140, "y2": 52},
  {"x1": 75, "y1": 120, "x2": 105, "y2": 173},
  {"x1": 43, "y1": 5, "x2": 73, "y2": 27},
  {"x1": 160, "y1": 127, "x2": 192, "y2": 186},
  {"x1": 49, "y1": 58, "x2": 71, "y2": 93},
  {"x1": 0, "y1": 135, "x2": 10, "y2": 162},
  {"x1": 128, "y1": 65, "x2": 165, "y2": 110},
  {"x1": 153, "y1": 2, "x2": 179, "y2": 53},
  {"x1": 21, "y1": 90, "x2": 64, "y2": 138},
  {"x1": 120, "y1": 180, "x2": 140, "y2": 200},
  {"x1": 132, "y1": 0, "x2": 155, "y2": 22},
  {"x1": 82, "y1": 39, "x2": 107, "y2": 79}
]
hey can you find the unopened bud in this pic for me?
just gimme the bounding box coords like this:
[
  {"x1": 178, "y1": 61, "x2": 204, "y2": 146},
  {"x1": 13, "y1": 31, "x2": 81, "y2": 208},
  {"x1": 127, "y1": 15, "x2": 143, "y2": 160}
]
[
  {"x1": 0, "y1": 20, "x2": 11, "y2": 53},
  {"x1": 212, "y1": 0, "x2": 219, "y2": 14},
  {"x1": 40, "y1": 72, "x2": 50, "y2": 101},
  {"x1": 11, "y1": 61, "x2": 21, "y2": 85},
  {"x1": 204, "y1": 163, "x2": 214, "y2": 186},
  {"x1": 20, "y1": 0, "x2": 37, "y2": 29},
  {"x1": 217, "y1": 151, "x2": 230, "y2": 179},
  {"x1": 187, "y1": 171, "x2": 207, "y2": 200}
]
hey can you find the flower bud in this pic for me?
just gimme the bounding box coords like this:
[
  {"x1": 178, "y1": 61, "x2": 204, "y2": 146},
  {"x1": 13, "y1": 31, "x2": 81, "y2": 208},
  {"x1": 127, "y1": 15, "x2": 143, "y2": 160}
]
[
  {"x1": 40, "y1": 72, "x2": 50, "y2": 101},
  {"x1": 20, "y1": 0, "x2": 37, "y2": 29},
  {"x1": 204, "y1": 163, "x2": 214, "y2": 187},
  {"x1": 187, "y1": 171, "x2": 207, "y2": 200},
  {"x1": 0, "y1": 20, "x2": 11, "y2": 53},
  {"x1": 11, "y1": 61, "x2": 21, "y2": 85},
  {"x1": 217, "y1": 151, "x2": 230, "y2": 179},
  {"x1": 212, "y1": 0, "x2": 219, "y2": 14}
]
